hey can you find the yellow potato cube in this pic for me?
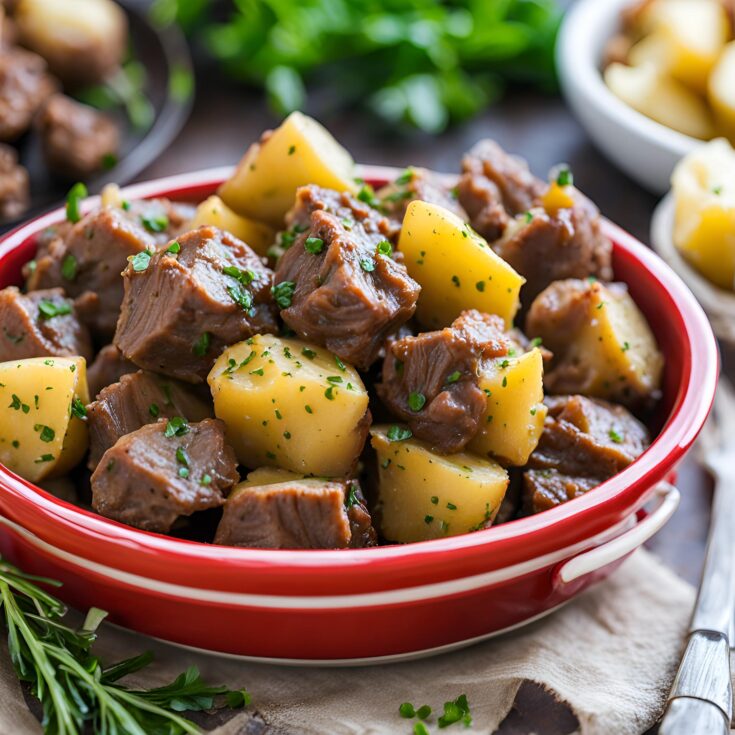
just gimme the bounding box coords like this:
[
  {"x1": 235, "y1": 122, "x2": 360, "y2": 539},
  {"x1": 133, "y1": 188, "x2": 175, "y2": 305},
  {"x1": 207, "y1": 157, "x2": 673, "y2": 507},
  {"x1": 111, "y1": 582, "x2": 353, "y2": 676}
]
[
  {"x1": 708, "y1": 42, "x2": 735, "y2": 142},
  {"x1": 208, "y1": 334, "x2": 370, "y2": 476},
  {"x1": 398, "y1": 200, "x2": 524, "y2": 329},
  {"x1": 219, "y1": 111, "x2": 357, "y2": 227},
  {"x1": 187, "y1": 195, "x2": 275, "y2": 257},
  {"x1": 0, "y1": 356, "x2": 89, "y2": 483},
  {"x1": 468, "y1": 348, "x2": 547, "y2": 466},
  {"x1": 370, "y1": 425, "x2": 508, "y2": 543}
]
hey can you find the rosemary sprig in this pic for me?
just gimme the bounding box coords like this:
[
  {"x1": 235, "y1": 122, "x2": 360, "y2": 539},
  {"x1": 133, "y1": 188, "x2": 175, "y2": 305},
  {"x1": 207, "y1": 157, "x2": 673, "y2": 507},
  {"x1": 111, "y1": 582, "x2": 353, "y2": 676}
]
[{"x1": 0, "y1": 556, "x2": 249, "y2": 735}]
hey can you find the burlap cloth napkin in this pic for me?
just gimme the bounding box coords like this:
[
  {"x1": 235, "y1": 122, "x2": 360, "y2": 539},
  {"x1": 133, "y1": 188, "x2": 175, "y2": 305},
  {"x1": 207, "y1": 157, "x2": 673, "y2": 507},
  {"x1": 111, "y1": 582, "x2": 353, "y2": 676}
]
[{"x1": 0, "y1": 548, "x2": 696, "y2": 735}]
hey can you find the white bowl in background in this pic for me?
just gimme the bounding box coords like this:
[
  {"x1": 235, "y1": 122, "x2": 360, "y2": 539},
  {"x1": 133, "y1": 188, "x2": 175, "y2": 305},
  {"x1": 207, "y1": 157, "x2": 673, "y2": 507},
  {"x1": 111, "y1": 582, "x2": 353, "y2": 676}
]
[{"x1": 557, "y1": 0, "x2": 700, "y2": 194}]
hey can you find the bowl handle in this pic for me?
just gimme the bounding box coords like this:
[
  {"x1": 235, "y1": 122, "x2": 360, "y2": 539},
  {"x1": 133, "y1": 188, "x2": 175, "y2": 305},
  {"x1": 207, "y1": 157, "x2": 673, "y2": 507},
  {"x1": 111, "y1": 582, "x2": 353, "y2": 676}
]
[{"x1": 556, "y1": 482, "x2": 680, "y2": 585}]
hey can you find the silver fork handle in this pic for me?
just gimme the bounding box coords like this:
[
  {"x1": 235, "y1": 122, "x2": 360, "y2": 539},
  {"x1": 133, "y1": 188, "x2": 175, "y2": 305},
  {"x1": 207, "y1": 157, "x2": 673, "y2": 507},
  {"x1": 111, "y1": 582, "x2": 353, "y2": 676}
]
[{"x1": 659, "y1": 697, "x2": 730, "y2": 735}]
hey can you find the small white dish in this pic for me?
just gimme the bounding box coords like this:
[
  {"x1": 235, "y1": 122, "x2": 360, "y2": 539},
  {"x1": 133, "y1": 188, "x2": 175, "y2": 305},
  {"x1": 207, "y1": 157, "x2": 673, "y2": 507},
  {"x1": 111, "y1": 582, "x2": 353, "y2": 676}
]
[
  {"x1": 557, "y1": 0, "x2": 700, "y2": 194},
  {"x1": 651, "y1": 193, "x2": 735, "y2": 343}
]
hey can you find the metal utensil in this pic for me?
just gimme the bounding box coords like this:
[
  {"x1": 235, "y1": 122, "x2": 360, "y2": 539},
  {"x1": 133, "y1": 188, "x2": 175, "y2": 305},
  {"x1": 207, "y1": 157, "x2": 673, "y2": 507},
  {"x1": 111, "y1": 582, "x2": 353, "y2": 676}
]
[{"x1": 659, "y1": 377, "x2": 735, "y2": 735}]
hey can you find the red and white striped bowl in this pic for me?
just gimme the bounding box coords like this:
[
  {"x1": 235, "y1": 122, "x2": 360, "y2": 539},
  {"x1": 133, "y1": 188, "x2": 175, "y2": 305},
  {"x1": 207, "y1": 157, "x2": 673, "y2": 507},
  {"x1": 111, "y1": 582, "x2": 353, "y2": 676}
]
[{"x1": 0, "y1": 167, "x2": 717, "y2": 664}]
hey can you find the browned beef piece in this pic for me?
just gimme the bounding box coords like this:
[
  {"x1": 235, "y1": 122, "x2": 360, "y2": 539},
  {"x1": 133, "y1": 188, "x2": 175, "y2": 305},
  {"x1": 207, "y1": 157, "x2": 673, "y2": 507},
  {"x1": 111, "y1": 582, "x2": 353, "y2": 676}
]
[
  {"x1": 214, "y1": 478, "x2": 376, "y2": 549},
  {"x1": 87, "y1": 370, "x2": 213, "y2": 470},
  {"x1": 87, "y1": 345, "x2": 136, "y2": 399},
  {"x1": 377, "y1": 168, "x2": 467, "y2": 221},
  {"x1": 26, "y1": 199, "x2": 194, "y2": 340},
  {"x1": 0, "y1": 286, "x2": 92, "y2": 361},
  {"x1": 522, "y1": 394, "x2": 649, "y2": 514},
  {"x1": 0, "y1": 143, "x2": 28, "y2": 220},
  {"x1": 36, "y1": 94, "x2": 119, "y2": 179},
  {"x1": 91, "y1": 418, "x2": 238, "y2": 533},
  {"x1": 457, "y1": 139, "x2": 546, "y2": 242},
  {"x1": 494, "y1": 190, "x2": 613, "y2": 305},
  {"x1": 115, "y1": 226, "x2": 277, "y2": 383},
  {"x1": 377, "y1": 310, "x2": 511, "y2": 453},
  {"x1": 275, "y1": 187, "x2": 420, "y2": 369},
  {"x1": 0, "y1": 47, "x2": 56, "y2": 141}
]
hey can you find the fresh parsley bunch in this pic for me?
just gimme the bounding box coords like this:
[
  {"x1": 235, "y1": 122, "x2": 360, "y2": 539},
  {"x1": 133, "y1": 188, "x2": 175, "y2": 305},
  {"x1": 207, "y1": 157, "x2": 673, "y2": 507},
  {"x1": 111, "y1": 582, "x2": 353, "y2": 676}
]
[
  {"x1": 0, "y1": 556, "x2": 249, "y2": 735},
  {"x1": 151, "y1": 0, "x2": 561, "y2": 133}
]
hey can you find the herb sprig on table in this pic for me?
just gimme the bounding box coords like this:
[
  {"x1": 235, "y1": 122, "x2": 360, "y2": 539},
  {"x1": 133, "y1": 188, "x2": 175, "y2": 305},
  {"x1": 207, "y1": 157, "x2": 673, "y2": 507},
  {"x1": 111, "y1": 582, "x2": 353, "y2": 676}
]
[
  {"x1": 151, "y1": 0, "x2": 561, "y2": 133},
  {"x1": 0, "y1": 556, "x2": 249, "y2": 735}
]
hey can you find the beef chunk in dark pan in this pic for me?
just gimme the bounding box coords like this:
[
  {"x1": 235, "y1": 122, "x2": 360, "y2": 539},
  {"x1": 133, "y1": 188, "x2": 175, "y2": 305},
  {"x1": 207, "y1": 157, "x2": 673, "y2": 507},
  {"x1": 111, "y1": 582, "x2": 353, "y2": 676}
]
[
  {"x1": 0, "y1": 47, "x2": 56, "y2": 141},
  {"x1": 25, "y1": 199, "x2": 192, "y2": 341},
  {"x1": 86, "y1": 370, "x2": 213, "y2": 470},
  {"x1": 0, "y1": 286, "x2": 92, "y2": 361},
  {"x1": 457, "y1": 139, "x2": 546, "y2": 242},
  {"x1": 36, "y1": 94, "x2": 119, "y2": 179},
  {"x1": 377, "y1": 309, "x2": 511, "y2": 453},
  {"x1": 0, "y1": 143, "x2": 29, "y2": 220},
  {"x1": 274, "y1": 186, "x2": 420, "y2": 370},
  {"x1": 115, "y1": 225, "x2": 277, "y2": 383},
  {"x1": 215, "y1": 476, "x2": 377, "y2": 549},
  {"x1": 86, "y1": 344, "x2": 136, "y2": 399},
  {"x1": 493, "y1": 187, "x2": 613, "y2": 305},
  {"x1": 522, "y1": 394, "x2": 649, "y2": 515},
  {"x1": 91, "y1": 418, "x2": 238, "y2": 533},
  {"x1": 377, "y1": 167, "x2": 467, "y2": 221}
]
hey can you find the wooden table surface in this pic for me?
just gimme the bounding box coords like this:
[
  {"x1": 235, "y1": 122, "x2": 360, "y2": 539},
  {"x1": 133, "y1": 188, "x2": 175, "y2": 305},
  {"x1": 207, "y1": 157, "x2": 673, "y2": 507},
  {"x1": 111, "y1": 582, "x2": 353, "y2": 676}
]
[{"x1": 135, "y1": 63, "x2": 719, "y2": 734}]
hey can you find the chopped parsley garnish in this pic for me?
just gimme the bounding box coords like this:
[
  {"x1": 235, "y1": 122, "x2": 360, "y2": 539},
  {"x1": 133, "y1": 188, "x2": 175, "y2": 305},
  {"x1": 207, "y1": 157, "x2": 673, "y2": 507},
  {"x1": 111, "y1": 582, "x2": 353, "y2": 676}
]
[
  {"x1": 223, "y1": 265, "x2": 256, "y2": 285},
  {"x1": 446, "y1": 370, "x2": 461, "y2": 384},
  {"x1": 130, "y1": 251, "x2": 152, "y2": 272},
  {"x1": 360, "y1": 258, "x2": 376, "y2": 272},
  {"x1": 38, "y1": 299, "x2": 72, "y2": 320},
  {"x1": 713, "y1": 185, "x2": 723, "y2": 195},
  {"x1": 178, "y1": 467, "x2": 190, "y2": 479},
  {"x1": 451, "y1": 275, "x2": 460, "y2": 287},
  {"x1": 399, "y1": 702, "x2": 416, "y2": 718},
  {"x1": 305, "y1": 404, "x2": 313, "y2": 413},
  {"x1": 304, "y1": 237, "x2": 324, "y2": 254},
  {"x1": 176, "y1": 446, "x2": 190, "y2": 467},
  {"x1": 417, "y1": 705, "x2": 431, "y2": 720},
  {"x1": 475, "y1": 281, "x2": 485, "y2": 292},
  {"x1": 555, "y1": 166, "x2": 573, "y2": 187},
  {"x1": 438, "y1": 694, "x2": 471, "y2": 728},
  {"x1": 446, "y1": 502, "x2": 457, "y2": 510},
  {"x1": 141, "y1": 212, "x2": 169, "y2": 232},
  {"x1": 65, "y1": 182, "x2": 87, "y2": 223},
  {"x1": 424, "y1": 515, "x2": 434, "y2": 524},
  {"x1": 288, "y1": 144, "x2": 296, "y2": 155},
  {"x1": 272, "y1": 281, "x2": 296, "y2": 309},
  {"x1": 164, "y1": 416, "x2": 189, "y2": 438},
  {"x1": 166, "y1": 240, "x2": 181, "y2": 254},
  {"x1": 395, "y1": 169, "x2": 414, "y2": 185},
  {"x1": 324, "y1": 385, "x2": 336, "y2": 400},
  {"x1": 302, "y1": 348, "x2": 317, "y2": 359},
  {"x1": 335, "y1": 356, "x2": 346, "y2": 371},
  {"x1": 250, "y1": 368, "x2": 265, "y2": 376},
  {"x1": 149, "y1": 403, "x2": 160, "y2": 418},
  {"x1": 71, "y1": 397, "x2": 87, "y2": 419},
  {"x1": 609, "y1": 428, "x2": 623, "y2": 444},
  {"x1": 61, "y1": 254, "x2": 77, "y2": 281},
  {"x1": 414, "y1": 724, "x2": 429, "y2": 735},
  {"x1": 408, "y1": 391, "x2": 426, "y2": 412},
  {"x1": 34, "y1": 454, "x2": 54, "y2": 464},
  {"x1": 193, "y1": 332, "x2": 211, "y2": 357},
  {"x1": 431, "y1": 496, "x2": 438, "y2": 504},
  {"x1": 376, "y1": 240, "x2": 392, "y2": 257},
  {"x1": 9, "y1": 394, "x2": 29, "y2": 413},
  {"x1": 357, "y1": 184, "x2": 379, "y2": 208},
  {"x1": 326, "y1": 376, "x2": 343, "y2": 384},
  {"x1": 524, "y1": 210, "x2": 533, "y2": 223},
  {"x1": 530, "y1": 337, "x2": 543, "y2": 348},
  {"x1": 387, "y1": 425, "x2": 412, "y2": 442},
  {"x1": 622, "y1": 341, "x2": 630, "y2": 352},
  {"x1": 34, "y1": 424, "x2": 55, "y2": 443},
  {"x1": 227, "y1": 283, "x2": 253, "y2": 311},
  {"x1": 346, "y1": 484, "x2": 359, "y2": 507},
  {"x1": 200, "y1": 473, "x2": 212, "y2": 486}
]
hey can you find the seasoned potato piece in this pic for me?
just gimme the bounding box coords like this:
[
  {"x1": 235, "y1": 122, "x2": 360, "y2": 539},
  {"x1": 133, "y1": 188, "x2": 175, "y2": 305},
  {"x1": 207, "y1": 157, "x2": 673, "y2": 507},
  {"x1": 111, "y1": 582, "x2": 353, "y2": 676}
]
[
  {"x1": 672, "y1": 138, "x2": 735, "y2": 289},
  {"x1": 527, "y1": 280, "x2": 664, "y2": 407},
  {"x1": 14, "y1": 0, "x2": 127, "y2": 87},
  {"x1": 0, "y1": 356, "x2": 89, "y2": 482},
  {"x1": 208, "y1": 334, "x2": 370, "y2": 476},
  {"x1": 370, "y1": 425, "x2": 508, "y2": 543},
  {"x1": 642, "y1": 0, "x2": 730, "y2": 93},
  {"x1": 468, "y1": 348, "x2": 547, "y2": 466},
  {"x1": 219, "y1": 112, "x2": 357, "y2": 227},
  {"x1": 604, "y1": 62, "x2": 715, "y2": 140},
  {"x1": 188, "y1": 195, "x2": 275, "y2": 257},
  {"x1": 708, "y1": 42, "x2": 735, "y2": 142},
  {"x1": 398, "y1": 200, "x2": 524, "y2": 329},
  {"x1": 627, "y1": 32, "x2": 671, "y2": 71}
]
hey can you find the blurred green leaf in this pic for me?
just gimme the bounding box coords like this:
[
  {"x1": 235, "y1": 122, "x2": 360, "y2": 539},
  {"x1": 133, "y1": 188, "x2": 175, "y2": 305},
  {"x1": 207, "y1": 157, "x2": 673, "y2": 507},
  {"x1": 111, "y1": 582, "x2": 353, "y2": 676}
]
[{"x1": 266, "y1": 66, "x2": 306, "y2": 114}]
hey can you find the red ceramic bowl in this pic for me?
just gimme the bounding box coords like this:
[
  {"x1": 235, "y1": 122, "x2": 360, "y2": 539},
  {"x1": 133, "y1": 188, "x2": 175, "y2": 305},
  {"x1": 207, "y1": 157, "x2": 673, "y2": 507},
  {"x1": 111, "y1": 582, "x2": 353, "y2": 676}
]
[{"x1": 0, "y1": 167, "x2": 717, "y2": 664}]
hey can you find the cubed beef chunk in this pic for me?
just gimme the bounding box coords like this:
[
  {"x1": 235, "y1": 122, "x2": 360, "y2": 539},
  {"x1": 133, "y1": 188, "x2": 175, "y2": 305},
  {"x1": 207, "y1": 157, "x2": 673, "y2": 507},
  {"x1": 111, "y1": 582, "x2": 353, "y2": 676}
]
[
  {"x1": 87, "y1": 370, "x2": 213, "y2": 470},
  {"x1": 91, "y1": 418, "x2": 238, "y2": 533},
  {"x1": 0, "y1": 143, "x2": 29, "y2": 220},
  {"x1": 0, "y1": 286, "x2": 92, "y2": 361},
  {"x1": 37, "y1": 94, "x2": 119, "y2": 179},
  {"x1": 0, "y1": 47, "x2": 56, "y2": 141},
  {"x1": 493, "y1": 189, "x2": 613, "y2": 304},
  {"x1": 115, "y1": 226, "x2": 277, "y2": 383},
  {"x1": 377, "y1": 168, "x2": 467, "y2": 221},
  {"x1": 377, "y1": 309, "x2": 511, "y2": 453},
  {"x1": 522, "y1": 395, "x2": 649, "y2": 514},
  {"x1": 214, "y1": 477, "x2": 376, "y2": 549},
  {"x1": 275, "y1": 187, "x2": 420, "y2": 369},
  {"x1": 457, "y1": 139, "x2": 546, "y2": 242},
  {"x1": 26, "y1": 199, "x2": 197, "y2": 340},
  {"x1": 87, "y1": 345, "x2": 136, "y2": 399}
]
